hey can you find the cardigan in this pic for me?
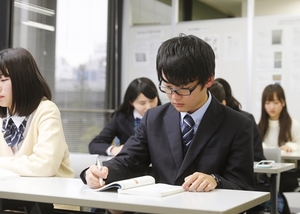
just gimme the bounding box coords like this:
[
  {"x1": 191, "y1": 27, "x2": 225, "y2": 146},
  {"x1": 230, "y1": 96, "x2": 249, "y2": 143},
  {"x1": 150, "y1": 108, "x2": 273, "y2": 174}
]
[{"x1": 0, "y1": 98, "x2": 74, "y2": 177}]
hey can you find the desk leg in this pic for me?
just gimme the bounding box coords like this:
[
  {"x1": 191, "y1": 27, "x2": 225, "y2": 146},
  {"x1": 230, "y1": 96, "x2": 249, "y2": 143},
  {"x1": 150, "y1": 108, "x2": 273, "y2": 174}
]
[{"x1": 270, "y1": 174, "x2": 278, "y2": 214}]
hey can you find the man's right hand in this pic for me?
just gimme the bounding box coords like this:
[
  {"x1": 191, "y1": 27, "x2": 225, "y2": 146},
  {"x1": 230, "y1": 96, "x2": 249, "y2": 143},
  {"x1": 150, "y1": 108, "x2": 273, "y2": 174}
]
[{"x1": 86, "y1": 164, "x2": 109, "y2": 189}]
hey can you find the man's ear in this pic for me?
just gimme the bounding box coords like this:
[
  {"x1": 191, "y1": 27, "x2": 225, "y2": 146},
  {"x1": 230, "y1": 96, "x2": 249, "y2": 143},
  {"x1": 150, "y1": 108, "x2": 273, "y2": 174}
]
[{"x1": 205, "y1": 76, "x2": 215, "y2": 88}]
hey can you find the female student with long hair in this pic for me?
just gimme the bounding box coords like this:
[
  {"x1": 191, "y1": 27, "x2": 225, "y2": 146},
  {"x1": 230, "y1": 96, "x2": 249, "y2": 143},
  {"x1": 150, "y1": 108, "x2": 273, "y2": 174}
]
[
  {"x1": 0, "y1": 48, "x2": 73, "y2": 212},
  {"x1": 89, "y1": 77, "x2": 162, "y2": 156},
  {"x1": 258, "y1": 83, "x2": 300, "y2": 198},
  {"x1": 258, "y1": 84, "x2": 300, "y2": 152}
]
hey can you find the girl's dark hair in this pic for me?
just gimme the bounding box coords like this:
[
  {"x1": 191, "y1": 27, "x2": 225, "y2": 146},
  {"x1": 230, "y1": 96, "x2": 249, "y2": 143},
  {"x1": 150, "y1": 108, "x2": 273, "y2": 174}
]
[
  {"x1": 209, "y1": 81, "x2": 226, "y2": 103},
  {"x1": 0, "y1": 47, "x2": 52, "y2": 117},
  {"x1": 258, "y1": 84, "x2": 292, "y2": 146},
  {"x1": 156, "y1": 34, "x2": 215, "y2": 88},
  {"x1": 115, "y1": 77, "x2": 161, "y2": 116},
  {"x1": 214, "y1": 78, "x2": 241, "y2": 111}
]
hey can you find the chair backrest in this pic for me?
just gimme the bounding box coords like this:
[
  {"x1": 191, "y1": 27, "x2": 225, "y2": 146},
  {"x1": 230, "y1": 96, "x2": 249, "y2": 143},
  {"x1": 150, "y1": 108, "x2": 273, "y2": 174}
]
[
  {"x1": 263, "y1": 147, "x2": 281, "y2": 162},
  {"x1": 69, "y1": 153, "x2": 99, "y2": 178}
]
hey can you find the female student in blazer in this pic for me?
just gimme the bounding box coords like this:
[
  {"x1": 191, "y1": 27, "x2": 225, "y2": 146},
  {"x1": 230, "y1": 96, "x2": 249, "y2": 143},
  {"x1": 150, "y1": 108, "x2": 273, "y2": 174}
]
[
  {"x1": 258, "y1": 83, "x2": 300, "y2": 152},
  {"x1": 0, "y1": 47, "x2": 74, "y2": 177},
  {"x1": 89, "y1": 77, "x2": 162, "y2": 156}
]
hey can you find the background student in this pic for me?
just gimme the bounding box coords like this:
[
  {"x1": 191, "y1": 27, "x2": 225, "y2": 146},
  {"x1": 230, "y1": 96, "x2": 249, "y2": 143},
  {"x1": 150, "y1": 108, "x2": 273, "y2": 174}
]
[
  {"x1": 0, "y1": 47, "x2": 74, "y2": 212},
  {"x1": 258, "y1": 83, "x2": 300, "y2": 193},
  {"x1": 89, "y1": 77, "x2": 162, "y2": 156},
  {"x1": 209, "y1": 78, "x2": 265, "y2": 161},
  {"x1": 208, "y1": 80, "x2": 290, "y2": 214},
  {"x1": 258, "y1": 83, "x2": 300, "y2": 152},
  {"x1": 81, "y1": 34, "x2": 255, "y2": 198}
]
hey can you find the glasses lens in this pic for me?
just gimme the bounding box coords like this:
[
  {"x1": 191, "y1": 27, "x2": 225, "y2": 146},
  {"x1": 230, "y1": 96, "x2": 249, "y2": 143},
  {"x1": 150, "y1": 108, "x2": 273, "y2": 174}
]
[
  {"x1": 176, "y1": 89, "x2": 190, "y2": 96},
  {"x1": 160, "y1": 86, "x2": 170, "y2": 94}
]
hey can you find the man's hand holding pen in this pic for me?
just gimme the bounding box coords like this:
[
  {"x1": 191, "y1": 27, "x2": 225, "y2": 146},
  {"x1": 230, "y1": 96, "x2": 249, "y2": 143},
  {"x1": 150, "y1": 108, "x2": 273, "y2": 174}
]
[{"x1": 86, "y1": 157, "x2": 108, "y2": 189}]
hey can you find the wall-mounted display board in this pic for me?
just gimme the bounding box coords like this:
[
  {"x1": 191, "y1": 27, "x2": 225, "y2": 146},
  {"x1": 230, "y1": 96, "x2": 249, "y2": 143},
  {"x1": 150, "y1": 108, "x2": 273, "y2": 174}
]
[
  {"x1": 123, "y1": 25, "x2": 172, "y2": 103},
  {"x1": 123, "y1": 15, "x2": 300, "y2": 124},
  {"x1": 252, "y1": 15, "x2": 300, "y2": 123},
  {"x1": 124, "y1": 18, "x2": 249, "y2": 106}
]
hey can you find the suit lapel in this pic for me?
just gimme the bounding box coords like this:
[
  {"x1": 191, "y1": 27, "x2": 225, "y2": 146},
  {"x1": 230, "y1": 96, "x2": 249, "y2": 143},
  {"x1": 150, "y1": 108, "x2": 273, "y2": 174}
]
[
  {"x1": 164, "y1": 106, "x2": 184, "y2": 170},
  {"x1": 176, "y1": 98, "x2": 224, "y2": 178}
]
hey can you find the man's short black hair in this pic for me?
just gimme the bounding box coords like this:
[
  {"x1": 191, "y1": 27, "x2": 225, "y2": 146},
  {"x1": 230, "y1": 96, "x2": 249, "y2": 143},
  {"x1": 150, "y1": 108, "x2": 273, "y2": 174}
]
[{"x1": 156, "y1": 34, "x2": 215, "y2": 88}]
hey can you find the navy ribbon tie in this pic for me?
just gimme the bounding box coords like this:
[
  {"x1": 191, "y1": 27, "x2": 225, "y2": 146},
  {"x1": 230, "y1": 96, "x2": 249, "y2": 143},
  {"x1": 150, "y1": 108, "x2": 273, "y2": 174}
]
[
  {"x1": 2, "y1": 118, "x2": 27, "y2": 147},
  {"x1": 182, "y1": 115, "x2": 195, "y2": 155},
  {"x1": 134, "y1": 118, "x2": 142, "y2": 130}
]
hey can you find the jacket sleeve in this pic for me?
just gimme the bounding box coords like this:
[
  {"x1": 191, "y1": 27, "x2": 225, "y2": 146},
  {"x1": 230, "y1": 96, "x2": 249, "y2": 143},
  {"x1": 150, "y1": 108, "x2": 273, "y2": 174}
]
[
  {"x1": 80, "y1": 167, "x2": 88, "y2": 184},
  {"x1": 249, "y1": 114, "x2": 265, "y2": 161},
  {"x1": 89, "y1": 114, "x2": 120, "y2": 155}
]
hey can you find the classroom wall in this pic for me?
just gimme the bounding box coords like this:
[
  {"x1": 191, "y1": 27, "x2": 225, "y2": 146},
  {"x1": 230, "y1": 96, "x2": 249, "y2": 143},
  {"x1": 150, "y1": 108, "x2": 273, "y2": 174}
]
[
  {"x1": 252, "y1": 15, "x2": 300, "y2": 122},
  {"x1": 122, "y1": 0, "x2": 300, "y2": 123}
]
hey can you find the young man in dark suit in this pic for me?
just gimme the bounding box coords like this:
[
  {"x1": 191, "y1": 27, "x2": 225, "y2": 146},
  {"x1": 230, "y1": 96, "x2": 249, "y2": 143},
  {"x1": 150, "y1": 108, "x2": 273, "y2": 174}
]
[{"x1": 81, "y1": 34, "x2": 254, "y2": 193}]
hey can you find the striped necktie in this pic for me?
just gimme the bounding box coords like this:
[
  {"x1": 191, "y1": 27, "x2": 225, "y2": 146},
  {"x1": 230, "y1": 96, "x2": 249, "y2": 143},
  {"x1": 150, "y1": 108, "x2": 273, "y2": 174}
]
[
  {"x1": 134, "y1": 117, "x2": 142, "y2": 130},
  {"x1": 182, "y1": 114, "x2": 195, "y2": 155},
  {"x1": 2, "y1": 118, "x2": 27, "y2": 147}
]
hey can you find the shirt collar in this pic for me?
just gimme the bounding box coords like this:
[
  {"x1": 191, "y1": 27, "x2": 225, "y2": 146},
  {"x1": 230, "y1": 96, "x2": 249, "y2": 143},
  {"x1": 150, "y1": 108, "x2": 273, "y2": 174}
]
[
  {"x1": 133, "y1": 109, "x2": 143, "y2": 120},
  {"x1": 4, "y1": 111, "x2": 26, "y2": 128},
  {"x1": 180, "y1": 91, "x2": 212, "y2": 126}
]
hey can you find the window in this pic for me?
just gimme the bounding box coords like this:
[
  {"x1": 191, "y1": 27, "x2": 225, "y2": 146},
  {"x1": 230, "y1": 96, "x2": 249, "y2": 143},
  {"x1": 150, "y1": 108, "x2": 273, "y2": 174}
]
[{"x1": 13, "y1": 0, "x2": 109, "y2": 152}]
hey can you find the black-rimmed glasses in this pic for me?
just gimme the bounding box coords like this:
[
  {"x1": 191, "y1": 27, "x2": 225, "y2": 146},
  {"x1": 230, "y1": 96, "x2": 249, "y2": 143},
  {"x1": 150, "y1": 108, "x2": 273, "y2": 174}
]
[{"x1": 159, "y1": 83, "x2": 199, "y2": 96}]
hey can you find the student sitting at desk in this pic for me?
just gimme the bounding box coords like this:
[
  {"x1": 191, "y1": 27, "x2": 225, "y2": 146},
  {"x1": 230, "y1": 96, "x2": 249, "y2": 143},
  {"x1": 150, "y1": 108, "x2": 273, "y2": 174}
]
[
  {"x1": 81, "y1": 34, "x2": 255, "y2": 204},
  {"x1": 89, "y1": 77, "x2": 162, "y2": 156},
  {"x1": 258, "y1": 84, "x2": 300, "y2": 152},
  {"x1": 0, "y1": 47, "x2": 74, "y2": 213},
  {"x1": 209, "y1": 80, "x2": 292, "y2": 214},
  {"x1": 258, "y1": 84, "x2": 300, "y2": 194}
]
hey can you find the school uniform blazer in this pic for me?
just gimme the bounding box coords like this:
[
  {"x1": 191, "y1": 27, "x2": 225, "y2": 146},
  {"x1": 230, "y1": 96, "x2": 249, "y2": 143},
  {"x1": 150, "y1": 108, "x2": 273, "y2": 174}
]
[
  {"x1": 88, "y1": 113, "x2": 136, "y2": 155},
  {"x1": 82, "y1": 97, "x2": 255, "y2": 190},
  {"x1": 239, "y1": 110, "x2": 265, "y2": 162},
  {"x1": 0, "y1": 98, "x2": 74, "y2": 177}
]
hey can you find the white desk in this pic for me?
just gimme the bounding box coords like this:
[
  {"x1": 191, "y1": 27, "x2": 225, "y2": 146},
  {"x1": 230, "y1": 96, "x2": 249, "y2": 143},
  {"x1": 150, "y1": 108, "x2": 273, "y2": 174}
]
[
  {"x1": 0, "y1": 177, "x2": 269, "y2": 214},
  {"x1": 281, "y1": 150, "x2": 300, "y2": 161},
  {"x1": 254, "y1": 162, "x2": 295, "y2": 214}
]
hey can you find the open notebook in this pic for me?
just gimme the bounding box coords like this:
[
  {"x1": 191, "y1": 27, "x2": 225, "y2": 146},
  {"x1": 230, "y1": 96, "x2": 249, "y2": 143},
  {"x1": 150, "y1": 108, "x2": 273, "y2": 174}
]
[{"x1": 93, "y1": 175, "x2": 184, "y2": 197}]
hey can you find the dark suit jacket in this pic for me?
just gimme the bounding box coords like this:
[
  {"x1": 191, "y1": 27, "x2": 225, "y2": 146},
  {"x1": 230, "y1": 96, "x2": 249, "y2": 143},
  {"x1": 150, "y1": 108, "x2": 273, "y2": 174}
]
[
  {"x1": 82, "y1": 97, "x2": 255, "y2": 190},
  {"x1": 88, "y1": 113, "x2": 135, "y2": 155},
  {"x1": 239, "y1": 110, "x2": 266, "y2": 161}
]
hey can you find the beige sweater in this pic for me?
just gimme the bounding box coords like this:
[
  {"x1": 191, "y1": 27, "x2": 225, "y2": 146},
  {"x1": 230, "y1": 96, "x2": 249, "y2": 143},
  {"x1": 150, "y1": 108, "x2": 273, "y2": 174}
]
[{"x1": 0, "y1": 99, "x2": 74, "y2": 177}]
